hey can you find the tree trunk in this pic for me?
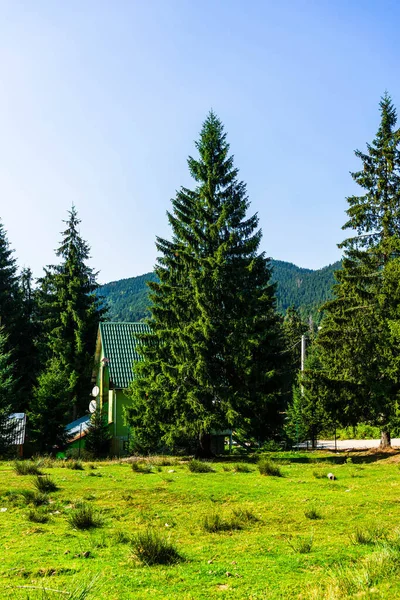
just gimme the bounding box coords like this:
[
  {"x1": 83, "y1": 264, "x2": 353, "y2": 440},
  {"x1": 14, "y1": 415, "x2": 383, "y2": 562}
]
[
  {"x1": 197, "y1": 433, "x2": 214, "y2": 458},
  {"x1": 380, "y1": 429, "x2": 391, "y2": 448}
]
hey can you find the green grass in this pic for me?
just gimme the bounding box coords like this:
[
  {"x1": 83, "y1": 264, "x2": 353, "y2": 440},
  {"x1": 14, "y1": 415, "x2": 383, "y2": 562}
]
[{"x1": 1, "y1": 451, "x2": 400, "y2": 598}]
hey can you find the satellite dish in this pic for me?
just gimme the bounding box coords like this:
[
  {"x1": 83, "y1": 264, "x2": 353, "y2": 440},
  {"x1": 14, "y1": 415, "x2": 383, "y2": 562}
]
[
  {"x1": 89, "y1": 400, "x2": 97, "y2": 414},
  {"x1": 91, "y1": 385, "x2": 100, "y2": 398}
]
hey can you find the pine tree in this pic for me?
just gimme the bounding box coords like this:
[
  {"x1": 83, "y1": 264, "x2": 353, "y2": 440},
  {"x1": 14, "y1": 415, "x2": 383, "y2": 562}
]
[
  {"x1": 0, "y1": 220, "x2": 26, "y2": 409},
  {"x1": 127, "y1": 112, "x2": 286, "y2": 455},
  {"x1": 28, "y1": 358, "x2": 71, "y2": 453},
  {"x1": 35, "y1": 207, "x2": 105, "y2": 427},
  {"x1": 85, "y1": 405, "x2": 111, "y2": 458},
  {"x1": 0, "y1": 328, "x2": 17, "y2": 456},
  {"x1": 314, "y1": 94, "x2": 400, "y2": 447}
]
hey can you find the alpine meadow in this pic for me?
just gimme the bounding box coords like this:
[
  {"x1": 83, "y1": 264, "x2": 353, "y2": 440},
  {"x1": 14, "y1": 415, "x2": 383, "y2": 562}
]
[{"x1": 2, "y1": 10, "x2": 400, "y2": 595}]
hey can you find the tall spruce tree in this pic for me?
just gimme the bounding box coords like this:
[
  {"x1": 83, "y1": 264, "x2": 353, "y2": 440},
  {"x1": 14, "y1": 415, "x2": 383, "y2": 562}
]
[
  {"x1": 127, "y1": 112, "x2": 286, "y2": 455},
  {"x1": 0, "y1": 220, "x2": 30, "y2": 410},
  {"x1": 0, "y1": 327, "x2": 17, "y2": 456},
  {"x1": 34, "y1": 207, "x2": 105, "y2": 430},
  {"x1": 314, "y1": 94, "x2": 400, "y2": 447}
]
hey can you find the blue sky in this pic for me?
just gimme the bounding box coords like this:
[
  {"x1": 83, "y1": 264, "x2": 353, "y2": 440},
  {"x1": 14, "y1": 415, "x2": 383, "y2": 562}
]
[{"x1": 1, "y1": 0, "x2": 400, "y2": 283}]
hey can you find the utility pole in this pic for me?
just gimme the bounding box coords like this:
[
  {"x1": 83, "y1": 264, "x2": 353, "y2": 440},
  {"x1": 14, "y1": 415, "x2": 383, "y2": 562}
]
[{"x1": 301, "y1": 334, "x2": 306, "y2": 374}]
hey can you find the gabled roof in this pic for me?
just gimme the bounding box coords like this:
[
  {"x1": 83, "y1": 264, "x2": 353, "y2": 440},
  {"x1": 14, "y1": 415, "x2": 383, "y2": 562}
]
[{"x1": 98, "y1": 322, "x2": 150, "y2": 389}]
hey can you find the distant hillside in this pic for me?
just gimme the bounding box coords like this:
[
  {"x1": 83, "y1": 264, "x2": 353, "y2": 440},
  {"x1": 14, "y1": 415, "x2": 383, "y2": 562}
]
[{"x1": 98, "y1": 259, "x2": 341, "y2": 323}]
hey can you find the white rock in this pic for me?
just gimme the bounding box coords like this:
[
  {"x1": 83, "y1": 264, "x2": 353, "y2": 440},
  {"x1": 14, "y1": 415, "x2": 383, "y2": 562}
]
[{"x1": 327, "y1": 473, "x2": 336, "y2": 480}]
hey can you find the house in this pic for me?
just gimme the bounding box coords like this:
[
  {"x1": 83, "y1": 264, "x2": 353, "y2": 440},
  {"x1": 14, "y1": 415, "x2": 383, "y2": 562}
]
[{"x1": 92, "y1": 322, "x2": 149, "y2": 455}]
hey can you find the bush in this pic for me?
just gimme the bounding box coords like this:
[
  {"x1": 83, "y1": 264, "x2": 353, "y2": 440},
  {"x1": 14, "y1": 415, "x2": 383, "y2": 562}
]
[
  {"x1": 203, "y1": 511, "x2": 242, "y2": 532},
  {"x1": 232, "y1": 507, "x2": 259, "y2": 523},
  {"x1": 14, "y1": 461, "x2": 43, "y2": 476},
  {"x1": 33, "y1": 475, "x2": 59, "y2": 493},
  {"x1": 68, "y1": 504, "x2": 103, "y2": 530},
  {"x1": 131, "y1": 529, "x2": 182, "y2": 565},
  {"x1": 188, "y1": 459, "x2": 215, "y2": 473},
  {"x1": 258, "y1": 458, "x2": 282, "y2": 477},
  {"x1": 27, "y1": 509, "x2": 49, "y2": 523}
]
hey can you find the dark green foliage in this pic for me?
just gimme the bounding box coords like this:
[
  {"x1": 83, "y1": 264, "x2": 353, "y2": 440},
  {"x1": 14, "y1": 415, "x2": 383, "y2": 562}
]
[
  {"x1": 127, "y1": 112, "x2": 286, "y2": 453},
  {"x1": 68, "y1": 504, "x2": 103, "y2": 530},
  {"x1": 35, "y1": 206, "x2": 106, "y2": 426},
  {"x1": 98, "y1": 272, "x2": 158, "y2": 322},
  {"x1": 84, "y1": 406, "x2": 111, "y2": 458},
  {"x1": 187, "y1": 459, "x2": 215, "y2": 473},
  {"x1": 131, "y1": 529, "x2": 183, "y2": 565},
  {"x1": 98, "y1": 262, "x2": 340, "y2": 324},
  {"x1": 14, "y1": 461, "x2": 43, "y2": 476},
  {"x1": 0, "y1": 328, "x2": 18, "y2": 456},
  {"x1": 282, "y1": 306, "x2": 308, "y2": 393},
  {"x1": 28, "y1": 358, "x2": 71, "y2": 453},
  {"x1": 33, "y1": 475, "x2": 59, "y2": 493},
  {"x1": 312, "y1": 94, "x2": 400, "y2": 444},
  {"x1": 258, "y1": 458, "x2": 282, "y2": 477}
]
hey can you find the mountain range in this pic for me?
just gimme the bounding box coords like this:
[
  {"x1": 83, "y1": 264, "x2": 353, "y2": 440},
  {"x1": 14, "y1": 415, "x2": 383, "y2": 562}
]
[{"x1": 98, "y1": 259, "x2": 342, "y2": 324}]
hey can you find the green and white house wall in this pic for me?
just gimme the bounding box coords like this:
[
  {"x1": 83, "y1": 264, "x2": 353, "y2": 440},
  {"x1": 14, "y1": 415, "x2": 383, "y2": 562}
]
[{"x1": 68, "y1": 322, "x2": 149, "y2": 456}]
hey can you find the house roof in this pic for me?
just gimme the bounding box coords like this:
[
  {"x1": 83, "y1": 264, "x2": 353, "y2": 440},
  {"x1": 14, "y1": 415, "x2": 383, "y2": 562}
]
[{"x1": 98, "y1": 322, "x2": 150, "y2": 389}]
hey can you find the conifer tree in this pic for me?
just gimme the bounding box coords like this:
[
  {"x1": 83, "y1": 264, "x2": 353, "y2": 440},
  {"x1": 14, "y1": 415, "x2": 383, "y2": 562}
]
[
  {"x1": 314, "y1": 94, "x2": 400, "y2": 447},
  {"x1": 0, "y1": 328, "x2": 17, "y2": 455},
  {"x1": 85, "y1": 405, "x2": 111, "y2": 458},
  {"x1": 127, "y1": 112, "x2": 286, "y2": 455},
  {"x1": 35, "y1": 207, "x2": 105, "y2": 425},
  {"x1": 282, "y1": 306, "x2": 308, "y2": 390}
]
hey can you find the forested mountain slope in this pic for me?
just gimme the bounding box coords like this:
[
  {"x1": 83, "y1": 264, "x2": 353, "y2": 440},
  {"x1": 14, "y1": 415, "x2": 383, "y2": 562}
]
[{"x1": 98, "y1": 260, "x2": 341, "y2": 323}]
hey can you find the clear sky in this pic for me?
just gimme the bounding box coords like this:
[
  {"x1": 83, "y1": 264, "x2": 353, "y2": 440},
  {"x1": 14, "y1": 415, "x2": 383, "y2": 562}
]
[{"x1": 1, "y1": 0, "x2": 400, "y2": 283}]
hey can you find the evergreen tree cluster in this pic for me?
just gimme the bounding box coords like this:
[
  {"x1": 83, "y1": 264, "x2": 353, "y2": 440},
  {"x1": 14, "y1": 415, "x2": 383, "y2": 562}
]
[{"x1": 0, "y1": 207, "x2": 104, "y2": 455}]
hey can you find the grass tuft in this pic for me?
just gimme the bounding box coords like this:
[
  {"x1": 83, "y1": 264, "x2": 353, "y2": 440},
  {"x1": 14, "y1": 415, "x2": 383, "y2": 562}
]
[
  {"x1": 14, "y1": 461, "x2": 43, "y2": 476},
  {"x1": 286, "y1": 533, "x2": 314, "y2": 554},
  {"x1": 68, "y1": 504, "x2": 103, "y2": 530},
  {"x1": 305, "y1": 506, "x2": 322, "y2": 520},
  {"x1": 258, "y1": 458, "x2": 282, "y2": 477},
  {"x1": 33, "y1": 475, "x2": 59, "y2": 493},
  {"x1": 131, "y1": 529, "x2": 183, "y2": 565},
  {"x1": 131, "y1": 461, "x2": 154, "y2": 474},
  {"x1": 67, "y1": 460, "x2": 85, "y2": 470},
  {"x1": 27, "y1": 508, "x2": 49, "y2": 523},
  {"x1": 188, "y1": 459, "x2": 215, "y2": 473},
  {"x1": 203, "y1": 511, "x2": 242, "y2": 532},
  {"x1": 233, "y1": 463, "x2": 253, "y2": 473}
]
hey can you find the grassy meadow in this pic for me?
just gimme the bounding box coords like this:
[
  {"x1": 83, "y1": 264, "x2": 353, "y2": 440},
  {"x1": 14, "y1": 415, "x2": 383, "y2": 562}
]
[{"x1": 1, "y1": 451, "x2": 400, "y2": 599}]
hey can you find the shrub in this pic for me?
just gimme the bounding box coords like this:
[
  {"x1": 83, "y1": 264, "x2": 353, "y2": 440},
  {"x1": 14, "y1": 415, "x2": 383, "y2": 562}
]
[
  {"x1": 14, "y1": 461, "x2": 43, "y2": 476},
  {"x1": 203, "y1": 511, "x2": 242, "y2": 532},
  {"x1": 33, "y1": 475, "x2": 59, "y2": 493},
  {"x1": 131, "y1": 529, "x2": 182, "y2": 565},
  {"x1": 258, "y1": 459, "x2": 282, "y2": 477},
  {"x1": 68, "y1": 504, "x2": 103, "y2": 530},
  {"x1": 188, "y1": 459, "x2": 215, "y2": 473},
  {"x1": 305, "y1": 507, "x2": 322, "y2": 520},
  {"x1": 27, "y1": 509, "x2": 49, "y2": 524}
]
